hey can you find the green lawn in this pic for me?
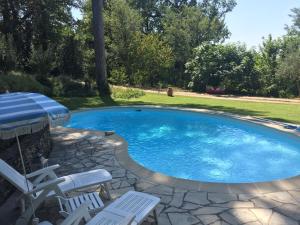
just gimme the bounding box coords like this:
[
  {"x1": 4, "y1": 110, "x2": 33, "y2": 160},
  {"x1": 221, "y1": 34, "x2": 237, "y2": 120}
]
[{"x1": 56, "y1": 93, "x2": 300, "y2": 124}]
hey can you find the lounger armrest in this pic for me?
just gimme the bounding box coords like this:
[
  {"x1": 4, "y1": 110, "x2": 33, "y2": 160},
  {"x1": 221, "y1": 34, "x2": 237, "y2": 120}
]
[
  {"x1": 26, "y1": 164, "x2": 60, "y2": 178},
  {"x1": 25, "y1": 178, "x2": 65, "y2": 195}
]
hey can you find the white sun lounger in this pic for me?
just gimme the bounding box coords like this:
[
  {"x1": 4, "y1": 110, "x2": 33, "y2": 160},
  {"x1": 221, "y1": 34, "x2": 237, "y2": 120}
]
[
  {"x1": 104, "y1": 191, "x2": 160, "y2": 225},
  {"x1": 39, "y1": 201, "x2": 135, "y2": 225},
  {"x1": 0, "y1": 159, "x2": 112, "y2": 224},
  {"x1": 0, "y1": 159, "x2": 112, "y2": 199},
  {"x1": 39, "y1": 191, "x2": 160, "y2": 225}
]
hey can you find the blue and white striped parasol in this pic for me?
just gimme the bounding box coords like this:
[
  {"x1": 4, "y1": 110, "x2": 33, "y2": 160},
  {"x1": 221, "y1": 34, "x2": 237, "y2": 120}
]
[
  {"x1": 0, "y1": 92, "x2": 70, "y2": 139},
  {"x1": 0, "y1": 92, "x2": 70, "y2": 223}
]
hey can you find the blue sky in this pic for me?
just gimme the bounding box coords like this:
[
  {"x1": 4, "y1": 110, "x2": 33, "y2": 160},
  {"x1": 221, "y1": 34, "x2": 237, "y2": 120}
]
[
  {"x1": 72, "y1": 0, "x2": 300, "y2": 48},
  {"x1": 225, "y1": 0, "x2": 300, "y2": 48}
]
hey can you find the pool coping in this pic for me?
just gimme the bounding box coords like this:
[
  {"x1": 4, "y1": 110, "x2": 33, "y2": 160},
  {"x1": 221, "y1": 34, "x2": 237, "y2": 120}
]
[{"x1": 72, "y1": 105, "x2": 300, "y2": 194}]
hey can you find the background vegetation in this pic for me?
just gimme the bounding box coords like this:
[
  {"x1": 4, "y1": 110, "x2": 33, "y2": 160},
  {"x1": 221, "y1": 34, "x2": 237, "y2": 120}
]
[{"x1": 0, "y1": 0, "x2": 299, "y2": 97}]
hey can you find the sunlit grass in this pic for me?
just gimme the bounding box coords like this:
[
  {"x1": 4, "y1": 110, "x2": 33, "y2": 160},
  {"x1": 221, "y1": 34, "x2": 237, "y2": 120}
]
[{"x1": 56, "y1": 92, "x2": 300, "y2": 124}]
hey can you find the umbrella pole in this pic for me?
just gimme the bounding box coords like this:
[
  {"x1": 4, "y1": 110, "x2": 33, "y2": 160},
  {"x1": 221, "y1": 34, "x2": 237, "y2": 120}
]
[{"x1": 15, "y1": 134, "x2": 37, "y2": 223}]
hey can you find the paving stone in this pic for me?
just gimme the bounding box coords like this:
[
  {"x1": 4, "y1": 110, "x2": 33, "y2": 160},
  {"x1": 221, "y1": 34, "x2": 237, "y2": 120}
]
[
  {"x1": 169, "y1": 191, "x2": 185, "y2": 207},
  {"x1": 156, "y1": 203, "x2": 165, "y2": 216},
  {"x1": 249, "y1": 208, "x2": 272, "y2": 225},
  {"x1": 111, "y1": 169, "x2": 126, "y2": 178},
  {"x1": 110, "y1": 186, "x2": 135, "y2": 198},
  {"x1": 288, "y1": 190, "x2": 300, "y2": 203},
  {"x1": 164, "y1": 207, "x2": 187, "y2": 213},
  {"x1": 145, "y1": 185, "x2": 173, "y2": 196},
  {"x1": 184, "y1": 192, "x2": 209, "y2": 205},
  {"x1": 191, "y1": 207, "x2": 228, "y2": 215},
  {"x1": 197, "y1": 215, "x2": 220, "y2": 225},
  {"x1": 276, "y1": 203, "x2": 300, "y2": 220},
  {"x1": 155, "y1": 194, "x2": 173, "y2": 205},
  {"x1": 135, "y1": 181, "x2": 156, "y2": 191},
  {"x1": 168, "y1": 213, "x2": 199, "y2": 225},
  {"x1": 251, "y1": 196, "x2": 283, "y2": 208},
  {"x1": 158, "y1": 213, "x2": 171, "y2": 225},
  {"x1": 269, "y1": 212, "x2": 298, "y2": 225},
  {"x1": 212, "y1": 201, "x2": 254, "y2": 208},
  {"x1": 181, "y1": 202, "x2": 201, "y2": 210},
  {"x1": 208, "y1": 193, "x2": 238, "y2": 203},
  {"x1": 220, "y1": 209, "x2": 257, "y2": 225},
  {"x1": 264, "y1": 192, "x2": 298, "y2": 204},
  {"x1": 245, "y1": 222, "x2": 262, "y2": 225}
]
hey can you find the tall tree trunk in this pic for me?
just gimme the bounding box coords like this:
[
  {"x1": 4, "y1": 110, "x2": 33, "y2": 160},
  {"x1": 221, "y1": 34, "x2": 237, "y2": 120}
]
[{"x1": 92, "y1": 0, "x2": 110, "y2": 96}]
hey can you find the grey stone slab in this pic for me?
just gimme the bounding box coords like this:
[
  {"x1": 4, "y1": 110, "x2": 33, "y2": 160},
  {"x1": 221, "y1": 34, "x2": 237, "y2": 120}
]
[
  {"x1": 164, "y1": 207, "x2": 187, "y2": 213},
  {"x1": 220, "y1": 209, "x2": 257, "y2": 225},
  {"x1": 169, "y1": 192, "x2": 185, "y2": 208},
  {"x1": 168, "y1": 213, "x2": 199, "y2": 225},
  {"x1": 184, "y1": 192, "x2": 209, "y2": 205},
  {"x1": 111, "y1": 169, "x2": 126, "y2": 178},
  {"x1": 208, "y1": 193, "x2": 238, "y2": 204},
  {"x1": 197, "y1": 215, "x2": 220, "y2": 225},
  {"x1": 264, "y1": 192, "x2": 298, "y2": 204},
  {"x1": 135, "y1": 181, "x2": 156, "y2": 191},
  {"x1": 191, "y1": 207, "x2": 228, "y2": 215},
  {"x1": 211, "y1": 201, "x2": 254, "y2": 208},
  {"x1": 181, "y1": 203, "x2": 201, "y2": 210},
  {"x1": 157, "y1": 213, "x2": 171, "y2": 225},
  {"x1": 110, "y1": 186, "x2": 135, "y2": 198},
  {"x1": 145, "y1": 185, "x2": 173, "y2": 196},
  {"x1": 269, "y1": 212, "x2": 298, "y2": 225},
  {"x1": 288, "y1": 190, "x2": 300, "y2": 203},
  {"x1": 251, "y1": 196, "x2": 283, "y2": 209},
  {"x1": 249, "y1": 208, "x2": 272, "y2": 225},
  {"x1": 276, "y1": 203, "x2": 300, "y2": 220}
]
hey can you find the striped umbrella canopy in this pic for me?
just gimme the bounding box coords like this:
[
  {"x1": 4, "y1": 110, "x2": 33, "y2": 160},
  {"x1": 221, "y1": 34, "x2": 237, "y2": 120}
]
[
  {"x1": 0, "y1": 92, "x2": 70, "y2": 223},
  {"x1": 0, "y1": 92, "x2": 70, "y2": 139}
]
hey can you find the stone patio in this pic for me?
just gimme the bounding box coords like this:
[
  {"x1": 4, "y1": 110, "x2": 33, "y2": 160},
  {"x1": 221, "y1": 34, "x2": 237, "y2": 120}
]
[{"x1": 37, "y1": 127, "x2": 300, "y2": 225}]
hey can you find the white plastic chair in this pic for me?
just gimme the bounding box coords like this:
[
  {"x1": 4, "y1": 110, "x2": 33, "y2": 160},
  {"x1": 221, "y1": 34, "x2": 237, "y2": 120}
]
[
  {"x1": 0, "y1": 159, "x2": 112, "y2": 224},
  {"x1": 39, "y1": 201, "x2": 135, "y2": 225}
]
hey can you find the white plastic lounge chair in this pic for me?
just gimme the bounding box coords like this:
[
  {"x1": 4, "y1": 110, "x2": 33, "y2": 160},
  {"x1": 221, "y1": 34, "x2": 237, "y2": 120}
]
[
  {"x1": 0, "y1": 159, "x2": 112, "y2": 199},
  {"x1": 104, "y1": 191, "x2": 160, "y2": 225},
  {"x1": 0, "y1": 159, "x2": 112, "y2": 224},
  {"x1": 39, "y1": 201, "x2": 135, "y2": 225},
  {"x1": 39, "y1": 191, "x2": 160, "y2": 225}
]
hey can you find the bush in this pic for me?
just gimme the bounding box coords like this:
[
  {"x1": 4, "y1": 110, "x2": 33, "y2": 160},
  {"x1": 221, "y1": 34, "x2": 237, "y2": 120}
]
[
  {"x1": 0, "y1": 71, "x2": 49, "y2": 94},
  {"x1": 50, "y1": 76, "x2": 97, "y2": 97},
  {"x1": 108, "y1": 67, "x2": 128, "y2": 85},
  {"x1": 112, "y1": 87, "x2": 145, "y2": 99}
]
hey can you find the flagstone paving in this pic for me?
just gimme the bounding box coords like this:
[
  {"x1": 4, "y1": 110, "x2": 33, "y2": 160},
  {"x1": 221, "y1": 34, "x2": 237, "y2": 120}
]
[{"x1": 38, "y1": 127, "x2": 300, "y2": 225}]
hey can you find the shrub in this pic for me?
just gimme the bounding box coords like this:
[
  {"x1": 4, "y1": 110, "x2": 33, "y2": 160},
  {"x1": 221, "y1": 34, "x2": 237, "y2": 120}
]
[
  {"x1": 108, "y1": 67, "x2": 128, "y2": 85},
  {"x1": 0, "y1": 71, "x2": 49, "y2": 94},
  {"x1": 51, "y1": 76, "x2": 97, "y2": 97},
  {"x1": 112, "y1": 87, "x2": 145, "y2": 99}
]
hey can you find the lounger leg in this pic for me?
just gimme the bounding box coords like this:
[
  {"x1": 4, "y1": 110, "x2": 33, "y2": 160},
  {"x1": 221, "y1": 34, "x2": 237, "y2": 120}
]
[
  {"x1": 104, "y1": 183, "x2": 112, "y2": 200},
  {"x1": 153, "y1": 209, "x2": 158, "y2": 225}
]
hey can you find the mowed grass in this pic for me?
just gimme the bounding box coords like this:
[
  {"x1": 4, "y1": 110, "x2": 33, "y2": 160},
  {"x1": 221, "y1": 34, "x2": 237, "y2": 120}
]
[{"x1": 56, "y1": 93, "x2": 300, "y2": 124}]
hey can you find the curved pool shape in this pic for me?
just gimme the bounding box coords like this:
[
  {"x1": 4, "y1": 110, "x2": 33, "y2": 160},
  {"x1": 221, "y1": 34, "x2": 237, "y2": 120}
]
[{"x1": 66, "y1": 107, "x2": 300, "y2": 183}]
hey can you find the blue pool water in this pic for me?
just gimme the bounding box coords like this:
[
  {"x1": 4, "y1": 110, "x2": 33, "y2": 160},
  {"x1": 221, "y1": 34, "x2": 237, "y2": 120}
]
[{"x1": 66, "y1": 107, "x2": 300, "y2": 183}]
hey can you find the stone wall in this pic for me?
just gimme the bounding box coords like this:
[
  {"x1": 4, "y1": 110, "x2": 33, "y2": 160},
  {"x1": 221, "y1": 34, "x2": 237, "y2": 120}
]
[{"x1": 0, "y1": 125, "x2": 52, "y2": 205}]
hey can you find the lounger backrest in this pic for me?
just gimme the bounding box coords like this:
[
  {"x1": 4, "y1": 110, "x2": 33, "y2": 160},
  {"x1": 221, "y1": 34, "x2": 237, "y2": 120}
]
[{"x1": 0, "y1": 159, "x2": 33, "y2": 193}]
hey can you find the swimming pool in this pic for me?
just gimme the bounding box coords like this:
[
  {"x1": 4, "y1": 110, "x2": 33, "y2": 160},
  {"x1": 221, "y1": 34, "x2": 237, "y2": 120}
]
[{"x1": 66, "y1": 107, "x2": 300, "y2": 183}]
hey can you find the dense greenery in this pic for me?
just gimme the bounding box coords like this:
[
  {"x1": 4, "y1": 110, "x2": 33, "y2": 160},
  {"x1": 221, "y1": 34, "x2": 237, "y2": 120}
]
[{"x1": 0, "y1": 0, "x2": 299, "y2": 97}]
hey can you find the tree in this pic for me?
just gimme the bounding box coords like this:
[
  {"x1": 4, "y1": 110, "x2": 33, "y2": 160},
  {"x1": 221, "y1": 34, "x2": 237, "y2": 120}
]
[
  {"x1": 186, "y1": 43, "x2": 259, "y2": 95},
  {"x1": 91, "y1": 0, "x2": 110, "y2": 96},
  {"x1": 129, "y1": 33, "x2": 174, "y2": 86},
  {"x1": 162, "y1": 5, "x2": 231, "y2": 87},
  {"x1": 277, "y1": 37, "x2": 300, "y2": 96},
  {"x1": 255, "y1": 35, "x2": 282, "y2": 96}
]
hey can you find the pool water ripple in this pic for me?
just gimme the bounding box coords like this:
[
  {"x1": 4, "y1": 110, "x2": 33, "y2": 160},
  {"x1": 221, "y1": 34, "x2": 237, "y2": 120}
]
[{"x1": 67, "y1": 107, "x2": 300, "y2": 183}]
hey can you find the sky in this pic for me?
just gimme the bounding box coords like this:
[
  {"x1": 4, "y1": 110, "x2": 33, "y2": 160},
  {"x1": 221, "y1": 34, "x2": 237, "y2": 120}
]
[
  {"x1": 72, "y1": 0, "x2": 300, "y2": 48},
  {"x1": 225, "y1": 0, "x2": 300, "y2": 48}
]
